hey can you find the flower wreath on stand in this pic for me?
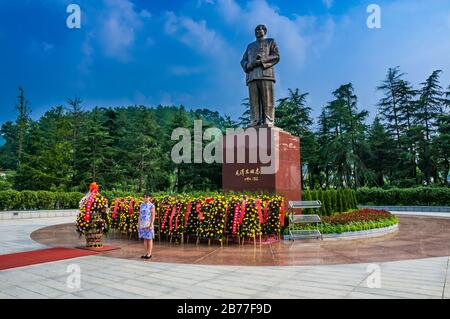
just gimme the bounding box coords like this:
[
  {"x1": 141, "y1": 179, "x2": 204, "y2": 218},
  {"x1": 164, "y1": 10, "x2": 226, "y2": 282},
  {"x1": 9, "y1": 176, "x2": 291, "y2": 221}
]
[{"x1": 76, "y1": 182, "x2": 110, "y2": 247}]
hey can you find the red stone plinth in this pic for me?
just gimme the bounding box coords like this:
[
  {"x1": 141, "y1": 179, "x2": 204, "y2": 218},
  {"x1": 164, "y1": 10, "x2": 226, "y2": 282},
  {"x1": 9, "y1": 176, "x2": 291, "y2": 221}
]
[{"x1": 222, "y1": 127, "x2": 301, "y2": 204}]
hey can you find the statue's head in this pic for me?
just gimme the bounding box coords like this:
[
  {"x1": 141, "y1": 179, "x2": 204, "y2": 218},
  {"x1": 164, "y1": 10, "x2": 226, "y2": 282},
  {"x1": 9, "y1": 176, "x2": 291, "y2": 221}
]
[{"x1": 254, "y1": 24, "x2": 267, "y2": 39}]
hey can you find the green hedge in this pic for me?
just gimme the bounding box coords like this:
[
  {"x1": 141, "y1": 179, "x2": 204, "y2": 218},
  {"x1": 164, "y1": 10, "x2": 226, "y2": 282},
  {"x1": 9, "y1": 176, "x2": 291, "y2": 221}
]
[
  {"x1": 0, "y1": 190, "x2": 84, "y2": 210},
  {"x1": 356, "y1": 187, "x2": 450, "y2": 206},
  {"x1": 0, "y1": 189, "x2": 360, "y2": 213},
  {"x1": 301, "y1": 189, "x2": 358, "y2": 216}
]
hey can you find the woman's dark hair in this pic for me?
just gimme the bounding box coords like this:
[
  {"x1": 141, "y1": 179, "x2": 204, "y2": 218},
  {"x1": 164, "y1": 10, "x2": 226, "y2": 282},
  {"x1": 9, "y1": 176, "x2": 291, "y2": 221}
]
[{"x1": 143, "y1": 193, "x2": 150, "y2": 198}]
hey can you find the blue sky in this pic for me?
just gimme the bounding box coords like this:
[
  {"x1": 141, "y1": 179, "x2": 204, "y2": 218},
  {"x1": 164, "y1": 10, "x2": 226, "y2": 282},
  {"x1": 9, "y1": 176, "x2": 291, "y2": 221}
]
[{"x1": 0, "y1": 0, "x2": 449, "y2": 127}]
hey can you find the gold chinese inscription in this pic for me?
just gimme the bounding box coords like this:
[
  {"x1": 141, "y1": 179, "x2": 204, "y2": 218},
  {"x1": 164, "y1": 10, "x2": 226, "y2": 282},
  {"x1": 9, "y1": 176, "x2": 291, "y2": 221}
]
[{"x1": 235, "y1": 167, "x2": 261, "y2": 182}]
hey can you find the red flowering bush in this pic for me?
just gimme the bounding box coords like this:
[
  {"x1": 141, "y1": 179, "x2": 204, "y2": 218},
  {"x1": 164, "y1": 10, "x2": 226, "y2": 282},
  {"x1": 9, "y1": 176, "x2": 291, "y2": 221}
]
[{"x1": 322, "y1": 209, "x2": 393, "y2": 225}]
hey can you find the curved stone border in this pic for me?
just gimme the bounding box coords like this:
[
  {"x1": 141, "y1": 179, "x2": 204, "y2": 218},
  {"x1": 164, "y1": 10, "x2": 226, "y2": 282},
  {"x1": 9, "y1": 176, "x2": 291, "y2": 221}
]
[
  {"x1": 358, "y1": 205, "x2": 450, "y2": 213},
  {"x1": 322, "y1": 224, "x2": 398, "y2": 240},
  {"x1": 283, "y1": 224, "x2": 399, "y2": 241}
]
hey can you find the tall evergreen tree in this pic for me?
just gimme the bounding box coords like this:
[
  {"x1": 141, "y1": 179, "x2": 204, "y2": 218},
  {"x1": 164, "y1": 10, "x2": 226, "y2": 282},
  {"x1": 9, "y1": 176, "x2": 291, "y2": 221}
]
[
  {"x1": 238, "y1": 98, "x2": 251, "y2": 128},
  {"x1": 366, "y1": 117, "x2": 396, "y2": 186},
  {"x1": 275, "y1": 89, "x2": 316, "y2": 188},
  {"x1": 0, "y1": 122, "x2": 18, "y2": 169},
  {"x1": 377, "y1": 67, "x2": 405, "y2": 146},
  {"x1": 15, "y1": 87, "x2": 32, "y2": 166},
  {"x1": 327, "y1": 83, "x2": 368, "y2": 188},
  {"x1": 416, "y1": 70, "x2": 444, "y2": 184},
  {"x1": 432, "y1": 114, "x2": 450, "y2": 185},
  {"x1": 66, "y1": 96, "x2": 84, "y2": 188},
  {"x1": 76, "y1": 107, "x2": 113, "y2": 189},
  {"x1": 397, "y1": 79, "x2": 419, "y2": 180},
  {"x1": 316, "y1": 108, "x2": 332, "y2": 188},
  {"x1": 416, "y1": 70, "x2": 444, "y2": 141}
]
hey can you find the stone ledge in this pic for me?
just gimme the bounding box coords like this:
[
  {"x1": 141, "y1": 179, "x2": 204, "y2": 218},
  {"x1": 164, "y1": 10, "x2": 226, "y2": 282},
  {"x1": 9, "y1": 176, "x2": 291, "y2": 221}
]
[
  {"x1": 358, "y1": 205, "x2": 450, "y2": 213},
  {"x1": 0, "y1": 210, "x2": 78, "y2": 220},
  {"x1": 283, "y1": 224, "x2": 399, "y2": 241},
  {"x1": 322, "y1": 224, "x2": 398, "y2": 240}
]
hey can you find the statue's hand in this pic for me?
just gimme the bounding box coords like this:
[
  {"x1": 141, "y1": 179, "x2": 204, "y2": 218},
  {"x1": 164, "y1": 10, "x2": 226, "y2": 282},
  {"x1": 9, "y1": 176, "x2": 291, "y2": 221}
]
[{"x1": 251, "y1": 60, "x2": 262, "y2": 69}]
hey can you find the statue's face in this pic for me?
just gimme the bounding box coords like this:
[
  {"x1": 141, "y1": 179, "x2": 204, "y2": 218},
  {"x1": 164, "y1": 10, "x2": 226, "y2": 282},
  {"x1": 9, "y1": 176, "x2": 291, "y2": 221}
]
[{"x1": 255, "y1": 25, "x2": 266, "y2": 39}]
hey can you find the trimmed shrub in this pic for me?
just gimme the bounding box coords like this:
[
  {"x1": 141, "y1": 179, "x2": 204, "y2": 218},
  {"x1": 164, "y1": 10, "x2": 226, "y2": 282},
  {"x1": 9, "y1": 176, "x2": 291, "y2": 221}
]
[
  {"x1": 300, "y1": 188, "x2": 357, "y2": 216},
  {"x1": 356, "y1": 187, "x2": 450, "y2": 206}
]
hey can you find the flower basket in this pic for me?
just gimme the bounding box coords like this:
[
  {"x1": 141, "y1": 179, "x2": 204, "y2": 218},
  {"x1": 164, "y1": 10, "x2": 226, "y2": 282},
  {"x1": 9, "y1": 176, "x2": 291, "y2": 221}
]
[
  {"x1": 76, "y1": 183, "x2": 110, "y2": 247},
  {"x1": 85, "y1": 229, "x2": 103, "y2": 247}
]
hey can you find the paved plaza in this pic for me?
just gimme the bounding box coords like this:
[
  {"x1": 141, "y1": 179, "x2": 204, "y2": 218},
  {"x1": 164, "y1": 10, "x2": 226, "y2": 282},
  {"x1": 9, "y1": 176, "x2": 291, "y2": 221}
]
[{"x1": 0, "y1": 214, "x2": 449, "y2": 299}]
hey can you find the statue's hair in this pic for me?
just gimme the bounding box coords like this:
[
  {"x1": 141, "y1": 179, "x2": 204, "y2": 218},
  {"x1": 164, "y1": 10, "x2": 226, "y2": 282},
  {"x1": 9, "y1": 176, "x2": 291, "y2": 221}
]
[{"x1": 255, "y1": 24, "x2": 267, "y2": 34}]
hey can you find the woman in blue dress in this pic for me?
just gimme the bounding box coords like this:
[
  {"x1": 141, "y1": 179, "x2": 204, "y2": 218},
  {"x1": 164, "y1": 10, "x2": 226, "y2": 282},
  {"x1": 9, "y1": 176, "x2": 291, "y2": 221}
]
[{"x1": 138, "y1": 193, "x2": 155, "y2": 259}]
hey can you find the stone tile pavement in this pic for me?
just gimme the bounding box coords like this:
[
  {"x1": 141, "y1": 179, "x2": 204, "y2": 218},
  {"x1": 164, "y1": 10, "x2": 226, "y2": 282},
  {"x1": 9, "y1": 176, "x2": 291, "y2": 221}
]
[
  {"x1": 0, "y1": 255, "x2": 449, "y2": 299},
  {"x1": 1, "y1": 215, "x2": 449, "y2": 299},
  {"x1": 0, "y1": 216, "x2": 75, "y2": 254}
]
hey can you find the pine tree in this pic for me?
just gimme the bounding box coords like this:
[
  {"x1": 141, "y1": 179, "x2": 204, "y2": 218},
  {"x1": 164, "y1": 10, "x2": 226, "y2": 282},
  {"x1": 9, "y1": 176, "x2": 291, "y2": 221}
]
[
  {"x1": 432, "y1": 114, "x2": 450, "y2": 185},
  {"x1": 317, "y1": 108, "x2": 332, "y2": 188},
  {"x1": 15, "y1": 87, "x2": 32, "y2": 166},
  {"x1": 326, "y1": 84, "x2": 368, "y2": 188},
  {"x1": 238, "y1": 98, "x2": 251, "y2": 128},
  {"x1": 66, "y1": 96, "x2": 84, "y2": 188},
  {"x1": 377, "y1": 67, "x2": 405, "y2": 146},
  {"x1": 416, "y1": 70, "x2": 444, "y2": 184},
  {"x1": 275, "y1": 88, "x2": 316, "y2": 188},
  {"x1": 416, "y1": 70, "x2": 444, "y2": 142},
  {"x1": 0, "y1": 122, "x2": 18, "y2": 169},
  {"x1": 76, "y1": 107, "x2": 113, "y2": 189},
  {"x1": 366, "y1": 117, "x2": 396, "y2": 187}
]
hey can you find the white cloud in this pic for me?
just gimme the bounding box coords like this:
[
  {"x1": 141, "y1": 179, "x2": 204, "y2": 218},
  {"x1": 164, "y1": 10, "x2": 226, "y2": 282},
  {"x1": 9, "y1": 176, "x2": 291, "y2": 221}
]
[
  {"x1": 216, "y1": 0, "x2": 242, "y2": 23},
  {"x1": 216, "y1": 0, "x2": 323, "y2": 71},
  {"x1": 164, "y1": 11, "x2": 229, "y2": 57},
  {"x1": 99, "y1": 0, "x2": 145, "y2": 62},
  {"x1": 322, "y1": 0, "x2": 333, "y2": 9},
  {"x1": 169, "y1": 65, "x2": 206, "y2": 76},
  {"x1": 140, "y1": 9, "x2": 152, "y2": 18},
  {"x1": 197, "y1": 0, "x2": 215, "y2": 8},
  {"x1": 215, "y1": 0, "x2": 331, "y2": 98}
]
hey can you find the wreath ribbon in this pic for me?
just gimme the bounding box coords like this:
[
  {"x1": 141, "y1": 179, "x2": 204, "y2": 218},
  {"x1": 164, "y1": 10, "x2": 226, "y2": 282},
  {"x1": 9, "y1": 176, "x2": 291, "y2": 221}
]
[
  {"x1": 168, "y1": 204, "x2": 177, "y2": 231},
  {"x1": 232, "y1": 204, "x2": 240, "y2": 235},
  {"x1": 170, "y1": 204, "x2": 182, "y2": 232},
  {"x1": 196, "y1": 202, "x2": 204, "y2": 221},
  {"x1": 256, "y1": 198, "x2": 263, "y2": 224},
  {"x1": 112, "y1": 198, "x2": 119, "y2": 219},
  {"x1": 129, "y1": 199, "x2": 135, "y2": 217},
  {"x1": 184, "y1": 203, "x2": 192, "y2": 224},
  {"x1": 263, "y1": 200, "x2": 269, "y2": 223},
  {"x1": 161, "y1": 204, "x2": 171, "y2": 230},
  {"x1": 239, "y1": 200, "x2": 247, "y2": 225},
  {"x1": 84, "y1": 189, "x2": 98, "y2": 222},
  {"x1": 280, "y1": 200, "x2": 285, "y2": 226}
]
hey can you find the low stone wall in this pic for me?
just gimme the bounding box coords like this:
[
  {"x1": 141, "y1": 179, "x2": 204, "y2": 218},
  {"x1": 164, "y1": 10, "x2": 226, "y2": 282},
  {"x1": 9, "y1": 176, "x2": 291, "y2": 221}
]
[
  {"x1": 284, "y1": 224, "x2": 399, "y2": 241},
  {"x1": 358, "y1": 205, "x2": 450, "y2": 213},
  {"x1": 321, "y1": 224, "x2": 399, "y2": 240},
  {"x1": 0, "y1": 209, "x2": 78, "y2": 220}
]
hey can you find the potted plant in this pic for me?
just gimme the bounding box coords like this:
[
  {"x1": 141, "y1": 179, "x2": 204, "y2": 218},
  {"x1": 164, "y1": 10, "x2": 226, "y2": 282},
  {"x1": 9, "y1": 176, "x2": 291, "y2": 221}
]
[{"x1": 76, "y1": 182, "x2": 110, "y2": 247}]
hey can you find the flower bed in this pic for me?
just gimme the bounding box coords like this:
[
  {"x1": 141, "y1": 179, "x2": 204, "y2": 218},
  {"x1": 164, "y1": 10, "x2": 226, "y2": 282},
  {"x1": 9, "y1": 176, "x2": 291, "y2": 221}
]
[
  {"x1": 286, "y1": 209, "x2": 399, "y2": 235},
  {"x1": 107, "y1": 193, "x2": 285, "y2": 242}
]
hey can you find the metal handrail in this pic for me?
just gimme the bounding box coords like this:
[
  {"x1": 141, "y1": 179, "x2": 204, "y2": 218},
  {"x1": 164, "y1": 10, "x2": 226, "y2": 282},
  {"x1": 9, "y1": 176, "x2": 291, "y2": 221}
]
[{"x1": 288, "y1": 200, "x2": 322, "y2": 209}]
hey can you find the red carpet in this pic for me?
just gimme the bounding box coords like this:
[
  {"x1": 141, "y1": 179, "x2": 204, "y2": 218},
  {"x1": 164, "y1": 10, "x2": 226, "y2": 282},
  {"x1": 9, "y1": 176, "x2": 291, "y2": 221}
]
[
  {"x1": 0, "y1": 247, "x2": 98, "y2": 271},
  {"x1": 75, "y1": 245, "x2": 120, "y2": 252}
]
